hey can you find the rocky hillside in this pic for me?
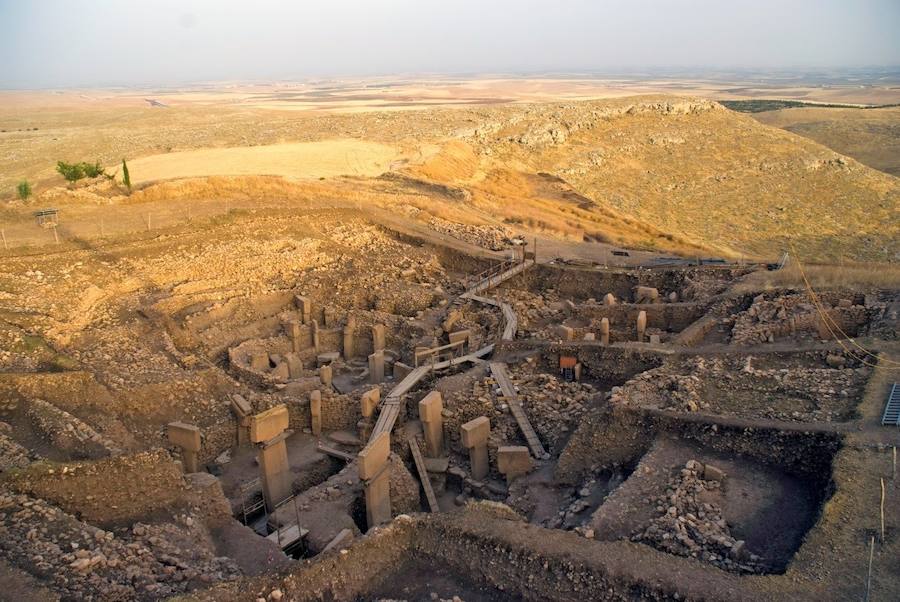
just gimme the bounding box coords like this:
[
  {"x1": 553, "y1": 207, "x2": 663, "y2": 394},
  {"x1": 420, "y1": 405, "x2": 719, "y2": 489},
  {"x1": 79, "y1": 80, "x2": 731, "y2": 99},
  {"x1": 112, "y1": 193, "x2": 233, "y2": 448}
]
[{"x1": 406, "y1": 96, "x2": 899, "y2": 262}]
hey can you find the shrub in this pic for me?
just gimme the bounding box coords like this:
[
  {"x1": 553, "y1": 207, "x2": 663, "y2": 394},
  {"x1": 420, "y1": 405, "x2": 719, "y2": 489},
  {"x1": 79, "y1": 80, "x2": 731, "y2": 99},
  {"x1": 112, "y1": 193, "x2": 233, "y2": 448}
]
[
  {"x1": 56, "y1": 160, "x2": 106, "y2": 183},
  {"x1": 16, "y1": 180, "x2": 32, "y2": 201},
  {"x1": 57, "y1": 161, "x2": 85, "y2": 183},
  {"x1": 82, "y1": 161, "x2": 105, "y2": 178}
]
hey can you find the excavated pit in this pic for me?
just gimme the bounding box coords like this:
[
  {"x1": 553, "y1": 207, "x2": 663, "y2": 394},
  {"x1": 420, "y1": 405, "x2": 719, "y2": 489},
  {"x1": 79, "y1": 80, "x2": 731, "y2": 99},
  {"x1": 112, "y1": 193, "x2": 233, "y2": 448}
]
[{"x1": 1, "y1": 207, "x2": 898, "y2": 601}]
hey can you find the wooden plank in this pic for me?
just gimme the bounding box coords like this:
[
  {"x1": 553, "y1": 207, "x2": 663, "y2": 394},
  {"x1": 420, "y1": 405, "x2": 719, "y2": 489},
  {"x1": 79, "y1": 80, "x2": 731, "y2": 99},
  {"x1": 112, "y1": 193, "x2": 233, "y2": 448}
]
[
  {"x1": 408, "y1": 437, "x2": 440, "y2": 512},
  {"x1": 316, "y1": 442, "x2": 355, "y2": 462},
  {"x1": 490, "y1": 362, "x2": 548, "y2": 459},
  {"x1": 266, "y1": 524, "x2": 309, "y2": 549}
]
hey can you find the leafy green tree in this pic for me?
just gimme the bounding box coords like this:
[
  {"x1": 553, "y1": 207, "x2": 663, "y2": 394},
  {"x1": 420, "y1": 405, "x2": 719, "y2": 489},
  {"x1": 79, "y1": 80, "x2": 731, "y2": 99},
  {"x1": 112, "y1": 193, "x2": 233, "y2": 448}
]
[
  {"x1": 122, "y1": 158, "x2": 131, "y2": 191},
  {"x1": 56, "y1": 161, "x2": 85, "y2": 183},
  {"x1": 16, "y1": 180, "x2": 32, "y2": 201}
]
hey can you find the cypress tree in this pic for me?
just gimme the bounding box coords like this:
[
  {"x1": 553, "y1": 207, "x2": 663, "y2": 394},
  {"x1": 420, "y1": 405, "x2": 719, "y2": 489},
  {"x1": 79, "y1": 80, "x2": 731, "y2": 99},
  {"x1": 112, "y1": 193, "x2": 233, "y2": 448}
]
[{"x1": 122, "y1": 158, "x2": 131, "y2": 191}]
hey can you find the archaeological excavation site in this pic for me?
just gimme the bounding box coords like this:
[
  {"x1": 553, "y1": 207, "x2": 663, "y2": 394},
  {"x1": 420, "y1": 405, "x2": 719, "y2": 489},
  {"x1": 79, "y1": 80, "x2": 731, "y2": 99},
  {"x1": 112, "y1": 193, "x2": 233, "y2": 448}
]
[{"x1": 0, "y1": 202, "x2": 897, "y2": 602}]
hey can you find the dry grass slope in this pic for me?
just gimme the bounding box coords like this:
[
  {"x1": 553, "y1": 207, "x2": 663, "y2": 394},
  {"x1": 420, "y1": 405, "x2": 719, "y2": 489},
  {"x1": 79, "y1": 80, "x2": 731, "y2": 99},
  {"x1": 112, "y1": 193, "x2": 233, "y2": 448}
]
[{"x1": 754, "y1": 106, "x2": 900, "y2": 177}]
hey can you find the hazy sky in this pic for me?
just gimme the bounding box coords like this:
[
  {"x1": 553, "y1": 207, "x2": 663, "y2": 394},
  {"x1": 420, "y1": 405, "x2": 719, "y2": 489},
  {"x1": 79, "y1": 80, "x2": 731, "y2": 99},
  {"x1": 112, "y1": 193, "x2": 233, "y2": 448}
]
[{"x1": 1, "y1": 0, "x2": 899, "y2": 88}]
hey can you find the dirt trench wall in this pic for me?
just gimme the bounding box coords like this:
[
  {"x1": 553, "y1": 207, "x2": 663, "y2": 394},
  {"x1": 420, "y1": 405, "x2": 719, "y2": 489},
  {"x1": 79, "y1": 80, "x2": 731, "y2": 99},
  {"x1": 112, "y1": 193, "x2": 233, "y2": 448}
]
[
  {"x1": 556, "y1": 404, "x2": 841, "y2": 487},
  {"x1": 673, "y1": 315, "x2": 719, "y2": 346},
  {"x1": 575, "y1": 302, "x2": 708, "y2": 332},
  {"x1": 410, "y1": 507, "x2": 780, "y2": 602},
  {"x1": 556, "y1": 405, "x2": 654, "y2": 484},
  {"x1": 500, "y1": 341, "x2": 666, "y2": 386},
  {"x1": 191, "y1": 520, "x2": 417, "y2": 601},
  {"x1": 3, "y1": 450, "x2": 198, "y2": 528},
  {"x1": 384, "y1": 229, "x2": 497, "y2": 276}
]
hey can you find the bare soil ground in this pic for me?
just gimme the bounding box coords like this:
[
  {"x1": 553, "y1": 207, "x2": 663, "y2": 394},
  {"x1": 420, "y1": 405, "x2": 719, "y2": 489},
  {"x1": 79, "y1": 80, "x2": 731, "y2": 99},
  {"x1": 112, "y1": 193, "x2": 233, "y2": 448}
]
[{"x1": 125, "y1": 139, "x2": 402, "y2": 184}]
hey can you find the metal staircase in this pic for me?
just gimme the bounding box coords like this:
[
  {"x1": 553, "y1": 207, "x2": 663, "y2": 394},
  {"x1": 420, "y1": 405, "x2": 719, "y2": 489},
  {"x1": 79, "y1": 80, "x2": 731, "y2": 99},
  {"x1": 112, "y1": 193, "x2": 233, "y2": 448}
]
[{"x1": 882, "y1": 383, "x2": 900, "y2": 426}]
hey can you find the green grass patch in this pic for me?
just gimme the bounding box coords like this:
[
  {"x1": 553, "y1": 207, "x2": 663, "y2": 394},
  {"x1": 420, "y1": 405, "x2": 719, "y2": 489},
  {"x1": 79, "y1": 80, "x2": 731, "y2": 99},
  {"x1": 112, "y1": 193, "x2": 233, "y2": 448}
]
[{"x1": 720, "y1": 99, "x2": 900, "y2": 113}]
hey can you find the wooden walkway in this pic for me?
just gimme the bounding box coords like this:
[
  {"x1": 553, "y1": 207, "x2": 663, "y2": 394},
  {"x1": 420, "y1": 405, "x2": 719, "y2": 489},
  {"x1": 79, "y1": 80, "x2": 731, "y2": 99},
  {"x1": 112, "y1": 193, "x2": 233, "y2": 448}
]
[
  {"x1": 490, "y1": 361, "x2": 548, "y2": 459},
  {"x1": 365, "y1": 257, "x2": 532, "y2": 447},
  {"x1": 408, "y1": 437, "x2": 440, "y2": 512},
  {"x1": 370, "y1": 350, "x2": 490, "y2": 441},
  {"x1": 461, "y1": 259, "x2": 533, "y2": 299}
]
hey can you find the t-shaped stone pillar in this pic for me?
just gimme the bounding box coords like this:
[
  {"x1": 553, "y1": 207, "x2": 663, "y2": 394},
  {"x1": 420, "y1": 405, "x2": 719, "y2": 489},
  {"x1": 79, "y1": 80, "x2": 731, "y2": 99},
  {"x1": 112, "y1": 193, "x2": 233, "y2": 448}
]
[
  {"x1": 294, "y1": 295, "x2": 311, "y2": 324},
  {"x1": 358, "y1": 431, "x2": 391, "y2": 529},
  {"x1": 372, "y1": 324, "x2": 386, "y2": 352},
  {"x1": 167, "y1": 421, "x2": 201, "y2": 473},
  {"x1": 600, "y1": 317, "x2": 610, "y2": 345},
  {"x1": 288, "y1": 320, "x2": 303, "y2": 353},
  {"x1": 603, "y1": 293, "x2": 617, "y2": 306},
  {"x1": 460, "y1": 416, "x2": 490, "y2": 481},
  {"x1": 555, "y1": 325, "x2": 574, "y2": 341},
  {"x1": 636, "y1": 310, "x2": 647, "y2": 342},
  {"x1": 368, "y1": 350, "x2": 384, "y2": 384},
  {"x1": 320, "y1": 363, "x2": 333, "y2": 389},
  {"x1": 497, "y1": 446, "x2": 533, "y2": 483},
  {"x1": 230, "y1": 394, "x2": 252, "y2": 445},
  {"x1": 360, "y1": 388, "x2": 380, "y2": 419},
  {"x1": 343, "y1": 316, "x2": 356, "y2": 360},
  {"x1": 418, "y1": 391, "x2": 444, "y2": 458},
  {"x1": 311, "y1": 320, "x2": 321, "y2": 353},
  {"x1": 310, "y1": 390, "x2": 322, "y2": 436},
  {"x1": 358, "y1": 388, "x2": 380, "y2": 442},
  {"x1": 250, "y1": 405, "x2": 293, "y2": 511}
]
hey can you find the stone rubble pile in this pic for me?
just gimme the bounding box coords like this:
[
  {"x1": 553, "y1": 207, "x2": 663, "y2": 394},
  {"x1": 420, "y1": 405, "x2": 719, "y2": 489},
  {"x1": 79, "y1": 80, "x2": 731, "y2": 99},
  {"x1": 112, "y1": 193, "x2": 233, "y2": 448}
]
[
  {"x1": 506, "y1": 370, "x2": 595, "y2": 452},
  {"x1": 632, "y1": 460, "x2": 765, "y2": 574},
  {"x1": 0, "y1": 424, "x2": 35, "y2": 471},
  {"x1": 611, "y1": 354, "x2": 867, "y2": 422},
  {"x1": 495, "y1": 288, "x2": 562, "y2": 333},
  {"x1": 0, "y1": 491, "x2": 240, "y2": 600},
  {"x1": 426, "y1": 217, "x2": 513, "y2": 251},
  {"x1": 610, "y1": 367, "x2": 706, "y2": 413},
  {"x1": 26, "y1": 398, "x2": 121, "y2": 456},
  {"x1": 730, "y1": 292, "x2": 870, "y2": 346}
]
